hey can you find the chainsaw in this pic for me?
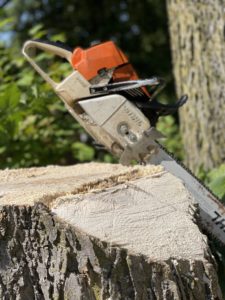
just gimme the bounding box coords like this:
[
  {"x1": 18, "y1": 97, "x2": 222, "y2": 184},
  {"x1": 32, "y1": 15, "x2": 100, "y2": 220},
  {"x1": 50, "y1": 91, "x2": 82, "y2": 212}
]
[{"x1": 22, "y1": 40, "x2": 225, "y2": 246}]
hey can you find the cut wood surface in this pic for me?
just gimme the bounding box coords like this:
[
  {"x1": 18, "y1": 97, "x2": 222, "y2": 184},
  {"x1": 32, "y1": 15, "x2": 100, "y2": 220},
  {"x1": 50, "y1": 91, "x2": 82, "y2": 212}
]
[
  {"x1": 0, "y1": 163, "x2": 222, "y2": 299},
  {"x1": 0, "y1": 163, "x2": 163, "y2": 206}
]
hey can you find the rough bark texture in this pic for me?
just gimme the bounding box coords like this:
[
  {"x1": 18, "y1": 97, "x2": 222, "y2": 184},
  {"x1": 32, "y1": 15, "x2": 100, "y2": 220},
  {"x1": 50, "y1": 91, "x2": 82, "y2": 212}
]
[
  {"x1": 166, "y1": 0, "x2": 225, "y2": 172},
  {"x1": 0, "y1": 204, "x2": 221, "y2": 300},
  {"x1": 0, "y1": 163, "x2": 223, "y2": 299}
]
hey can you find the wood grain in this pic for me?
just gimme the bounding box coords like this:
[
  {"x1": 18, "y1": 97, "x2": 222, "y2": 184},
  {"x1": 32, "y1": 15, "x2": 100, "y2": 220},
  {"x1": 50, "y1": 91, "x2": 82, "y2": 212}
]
[{"x1": 0, "y1": 163, "x2": 222, "y2": 299}]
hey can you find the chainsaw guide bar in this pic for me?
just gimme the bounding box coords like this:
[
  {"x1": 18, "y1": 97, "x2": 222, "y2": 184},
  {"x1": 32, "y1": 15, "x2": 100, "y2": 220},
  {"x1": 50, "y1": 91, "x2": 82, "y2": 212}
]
[
  {"x1": 22, "y1": 39, "x2": 225, "y2": 246},
  {"x1": 151, "y1": 142, "x2": 225, "y2": 245}
]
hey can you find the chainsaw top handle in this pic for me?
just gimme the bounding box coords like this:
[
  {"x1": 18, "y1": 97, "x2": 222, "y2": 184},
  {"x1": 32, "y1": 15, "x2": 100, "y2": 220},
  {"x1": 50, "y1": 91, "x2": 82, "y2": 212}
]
[{"x1": 22, "y1": 39, "x2": 73, "y2": 89}]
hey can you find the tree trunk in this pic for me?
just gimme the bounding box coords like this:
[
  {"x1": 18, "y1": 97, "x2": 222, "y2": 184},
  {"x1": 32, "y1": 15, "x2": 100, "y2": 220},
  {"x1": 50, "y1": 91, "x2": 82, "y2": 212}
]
[
  {"x1": 0, "y1": 163, "x2": 222, "y2": 299},
  {"x1": 166, "y1": 0, "x2": 225, "y2": 172}
]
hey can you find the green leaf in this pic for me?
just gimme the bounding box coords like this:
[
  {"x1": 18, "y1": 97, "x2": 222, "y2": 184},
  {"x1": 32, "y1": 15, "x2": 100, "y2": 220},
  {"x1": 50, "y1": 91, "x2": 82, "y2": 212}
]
[
  {"x1": 17, "y1": 71, "x2": 34, "y2": 86},
  {"x1": 8, "y1": 85, "x2": 20, "y2": 108},
  {"x1": 28, "y1": 24, "x2": 44, "y2": 36},
  {"x1": 32, "y1": 30, "x2": 48, "y2": 39},
  {"x1": 0, "y1": 84, "x2": 20, "y2": 110},
  {"x1": 208, "y1": 164, "x2": 225, "y2": 181},
  {"x1": 0, "y1": 17, "x2": 14, "y2": 29},
  {"x1": 0, "y1": 146, "x2": 6, "y2": 154},
  {"x1": 72, "y1": 142, "x2": 95, "y2": 162},
  {"x1": 204, "y1": 164, "x2": 225, "y2": 202},
  {"x1": 51, "y1": 33, "x2": 66, "y2": 43},
  {"x1": 209, "y1": 175, "x2": 225, "y2": 202},
  {"x1": 103, "y1": 153, "x2": 117, "y2": 163},
  {"x1": 156, "y1": 115, "x2": 184, "y2": 160}
]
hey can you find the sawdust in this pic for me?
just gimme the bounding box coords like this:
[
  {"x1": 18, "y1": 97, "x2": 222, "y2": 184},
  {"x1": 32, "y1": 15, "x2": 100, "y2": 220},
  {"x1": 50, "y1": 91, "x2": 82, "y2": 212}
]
[{"x1": 0, "y1": 163, "x2": 164, "y2": 207}]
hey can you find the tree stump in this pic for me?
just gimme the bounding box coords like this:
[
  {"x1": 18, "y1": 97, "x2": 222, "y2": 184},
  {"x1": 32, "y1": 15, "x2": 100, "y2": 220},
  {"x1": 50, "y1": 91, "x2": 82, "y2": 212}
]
[{"x1": 0, "y1": 163, "x2": 222, "y2": 299}]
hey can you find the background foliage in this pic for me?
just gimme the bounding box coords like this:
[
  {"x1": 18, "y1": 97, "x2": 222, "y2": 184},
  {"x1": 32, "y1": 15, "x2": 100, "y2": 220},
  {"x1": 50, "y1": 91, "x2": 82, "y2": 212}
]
[
  {"x1": 0, "y1": 0, "x2": 225, "y2": 293},
  {"x1": 0, "y1": 0, "x2": 224, "y2": 201}
]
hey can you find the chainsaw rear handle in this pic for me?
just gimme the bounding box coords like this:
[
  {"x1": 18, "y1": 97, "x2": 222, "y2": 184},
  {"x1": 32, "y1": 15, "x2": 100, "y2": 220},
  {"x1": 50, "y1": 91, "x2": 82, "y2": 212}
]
[{"x1": 22, "y1": 39, "x2": 73, "y2": 89}]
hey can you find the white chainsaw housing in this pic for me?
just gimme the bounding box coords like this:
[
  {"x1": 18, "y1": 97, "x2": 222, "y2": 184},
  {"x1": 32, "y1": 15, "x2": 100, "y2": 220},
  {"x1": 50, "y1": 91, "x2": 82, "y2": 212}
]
[
  {"x1": 22, "y1": 40, "x2": 152, "y2": 162},
  {"x1": 58, "y1": 72, "x2": 151, "y2": 158}
]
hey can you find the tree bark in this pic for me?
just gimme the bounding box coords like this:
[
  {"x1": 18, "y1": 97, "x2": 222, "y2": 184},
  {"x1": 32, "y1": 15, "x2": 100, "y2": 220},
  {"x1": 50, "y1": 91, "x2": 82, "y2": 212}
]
[
  {"x1": 166, "y1": 0, "x2": 225, "y2": 172},
  {"x1": 0, "y1": 163, "x2": 223, "y2": 299}
]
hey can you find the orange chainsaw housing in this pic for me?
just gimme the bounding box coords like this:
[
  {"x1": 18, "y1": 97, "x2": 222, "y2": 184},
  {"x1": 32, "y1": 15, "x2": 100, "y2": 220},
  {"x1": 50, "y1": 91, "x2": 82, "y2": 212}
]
[{"x1": 71, "y1": 41, "x2": 139, "y2": 83}]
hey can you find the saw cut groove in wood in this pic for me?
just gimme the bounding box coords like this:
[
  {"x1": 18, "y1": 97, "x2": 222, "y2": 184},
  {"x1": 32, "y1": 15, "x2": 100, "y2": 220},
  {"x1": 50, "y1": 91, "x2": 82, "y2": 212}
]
[
  {"x1": 0, "y1": 163, "x2": 163, "y2": 207},
  {"x1": 0, "y1": 163, "x2": 222, "y2": 299}
]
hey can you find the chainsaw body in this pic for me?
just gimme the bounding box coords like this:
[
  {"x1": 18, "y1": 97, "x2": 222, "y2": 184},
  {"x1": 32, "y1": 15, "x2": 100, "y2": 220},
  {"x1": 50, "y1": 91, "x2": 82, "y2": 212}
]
[{"x1": 23, "y1": 40, "x2": 174, "y2": 164}]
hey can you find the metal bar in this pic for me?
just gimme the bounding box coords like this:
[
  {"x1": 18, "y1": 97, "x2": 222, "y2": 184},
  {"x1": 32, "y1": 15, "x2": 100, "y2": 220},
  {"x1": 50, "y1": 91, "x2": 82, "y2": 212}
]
[
  {"x1": 148, "y1": 142, "x2": 225, "y2": 246},
  {"x1": 90, "y1": 78, "x2": 164, "y2": 95}
]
